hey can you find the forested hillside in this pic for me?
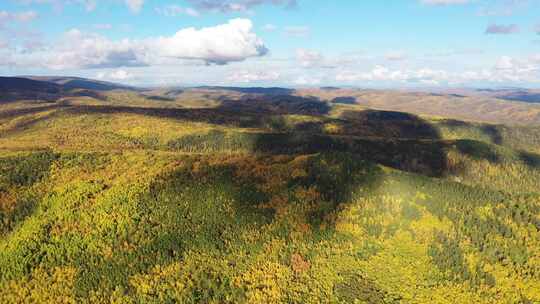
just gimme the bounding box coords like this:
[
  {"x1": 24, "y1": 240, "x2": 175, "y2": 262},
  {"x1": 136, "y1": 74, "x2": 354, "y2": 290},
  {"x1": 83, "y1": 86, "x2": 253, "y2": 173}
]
[{"x1": 1, "y1": 83, "x2": 539, "y2": 303}]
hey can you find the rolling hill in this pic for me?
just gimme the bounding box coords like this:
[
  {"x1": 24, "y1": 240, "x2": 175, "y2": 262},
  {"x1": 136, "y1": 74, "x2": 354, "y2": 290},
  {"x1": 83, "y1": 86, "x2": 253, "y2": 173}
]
[{"x1": 0, "y1": 77, "x2": 539, "y2": 303}]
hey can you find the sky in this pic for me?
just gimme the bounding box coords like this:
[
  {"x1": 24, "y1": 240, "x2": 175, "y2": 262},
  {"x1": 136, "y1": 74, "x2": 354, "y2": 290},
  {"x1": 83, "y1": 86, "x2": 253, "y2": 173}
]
[{"x1": 1, "y1": 0, "x2": 540, "y2": 88}]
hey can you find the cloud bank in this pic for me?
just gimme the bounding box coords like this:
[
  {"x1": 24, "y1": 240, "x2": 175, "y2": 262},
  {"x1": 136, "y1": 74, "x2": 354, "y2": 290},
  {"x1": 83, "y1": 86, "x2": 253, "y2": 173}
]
[{"x1": 4, "y1": 19, "x2": 268, "y2": 69}]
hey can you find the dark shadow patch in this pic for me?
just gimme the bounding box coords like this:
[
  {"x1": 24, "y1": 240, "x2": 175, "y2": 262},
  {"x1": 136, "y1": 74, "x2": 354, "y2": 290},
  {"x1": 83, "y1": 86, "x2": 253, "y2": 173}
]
[
  {"x1": 223, "y1": 94, "x2": 331, "y2": 116},
  {"x1": 453, "y1": 140, "x2": 500, "y2": 163},
  {"x1": 320, "y1": 86, "x2": 341, "y2": 91},
  {"x1": 163, "y1": 89, "x2": 184, "y2": 97},
  {"x1": 331, "y1": 96, "x2": 357, "y2": 104},
  {"x1": 0, "y1": 104, "x2": 65, "y2": 121},
  {"x1": 70, "y1": 89, "x2": 108, "y2": 101},
  {"x1": 480, "y1": 125, "x2": 503, "y2": 145},
  {"x1": 145, "y1": 95, "x2": 176, "y2": 102},
  {"x1": 499, "y1": 92, "x2": 540, "y2": 104},
  {"x1": 0, "y1": 151, "x2": 59, "y2": 235},
  {"x1": 518, "y1": 151, "x2": 540, "y2": 168},
  {"x1": 437, "y1": 119, "x2": 469, "y2": 128},
  {"x1": 428, "y1": 232, "x2": 471, "y2": 283},
  {"x1": 335, "y1": 272, "x2": 400, "y2": 303},
  {"x1": 340, "y1": 109, "x2": 441, "y2": 139}
]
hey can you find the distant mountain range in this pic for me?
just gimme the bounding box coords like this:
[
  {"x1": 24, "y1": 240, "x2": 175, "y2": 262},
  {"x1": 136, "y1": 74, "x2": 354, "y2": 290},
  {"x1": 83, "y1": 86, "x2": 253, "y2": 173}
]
[
  {"x1": 2, "y1": 75, "x2": 540, "y2": 103},
  {"x1": 425, "y1": 87, "x2": 540, "y2": 104},
  {"x1": 0, "y1": 76, "x2": 136, "y2": 103},
  {"x1": 23, "y1": 76, "x2": 136, "y2": 92},
  {"x1": 1, "y1": 75, "x2": 540, "y2": 126}
]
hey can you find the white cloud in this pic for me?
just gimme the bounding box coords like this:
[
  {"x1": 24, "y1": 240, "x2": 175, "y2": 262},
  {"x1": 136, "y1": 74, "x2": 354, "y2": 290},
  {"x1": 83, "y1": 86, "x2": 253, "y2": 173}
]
[
  {"x1": 488, "y1": 56, "x2": 539, "y2": 83},
  {"x1": 495, "y1": 56, "x2": 515, "y2": 70},
  {"x1": 97, "y1": 69, "x2": 134, "y2": 81},
  {"x1": 335, "y1": 55, "x2": 540, "y2": 86},
  {"x1": 531, "y1": 54, "x2": 540, "y2": 64},
  {"x1": 15, "y1": 0, "x2": 142, "y2": 13},
  {"x1": 336, "y1": 65, "x2": 449, "y2": 85},
  {"x1": 296, "y1": 49, "x2": 323, "y2": 68},
  {"x1": 37, "y1": 29, "x2": 145, "y2": 69},
  {"x1": 385, "y1": 51, "x2": 408, "y2": 61},
  {"x1": 294, "y1": 76, "x2": 321, "y2": 86},
  {"x1": 154, "y1": 18, "x2": 267, "y2": 65},
  {"x1": 478, "y1": 0, "x2": 530, "y2": 17},
  {"x1": 125, "y1": 0, "x2": 143, "y2": 13},
  {"x1": 263, "y1": 24, "x2": 277, "y2": 31},
  {"x1": 155, "y1": 5, "x2": 199, "y2": 17},
  {"x1": 294, "y1": 49, "x2": 340, "y2": 69},
  {"x1": 93, "y1": 23, "x2": 112, "y2": 30},
  {"x1": 0, "y1": 10, "x2": 38, "y2": 26},
  {"x1": 227, "y1": 70, "x2": 280, "y2": 83},
  {"x1": 284, "y1": 26, "x2": 310, "y2": 37},
  {"x1": 0, "y1": 39, "x2": 9, "y2": 49},
  {"x1": 421, "y1": 0, "x2": 470, "y2": 5},
  {"x1": 6, "y1": 18, "x2": 268, "y2": 69},
  {"x1": 186, "y1": 0, "x2": 297, "y2": 13},
  {"x1": 485, "y1": 24, "x2": 520, "y2": 34}
]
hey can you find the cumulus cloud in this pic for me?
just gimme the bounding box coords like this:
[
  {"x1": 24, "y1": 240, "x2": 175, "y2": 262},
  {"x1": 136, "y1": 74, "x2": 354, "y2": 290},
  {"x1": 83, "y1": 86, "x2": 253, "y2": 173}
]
[
  {"x1": 154, "y1": 19, "x2": 267, "y2": 65},
  {"x1": 485, "y1": 24, "x2": 520, "y2": 34},
  {"x1": 35, "y1": 29, "x2": 145, "y2": 69},
  {"x1": 155, "y1": 5, "x2": 199, "y2": 17},
  {"x1": 227, "y1": 70, "x2": 280, "y2": 83},
  {"x1": 336, "y1": 66, "x2": 450, "y2": 85},
  {"x1": 421, "y1": 0, "x2": 470, "y2": 5},
  {"x1": 335, "y1": 54, "x2": 540, "y2": 86},
  {"x1": 488, "y1": 56, "x2": 539, "y2": 82},
  {"x1": 186, "y1": 0, "x2": 297, "y2": 13},
  {"x1": 6, "y1": 18, "x2": 268, "y2": 69}
]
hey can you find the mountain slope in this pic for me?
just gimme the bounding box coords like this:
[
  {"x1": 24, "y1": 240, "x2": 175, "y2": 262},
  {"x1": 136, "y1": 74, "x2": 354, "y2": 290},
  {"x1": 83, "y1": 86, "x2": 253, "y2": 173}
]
[{"x1": 0, "y1": 83, "x2": 539, "y2": 303}]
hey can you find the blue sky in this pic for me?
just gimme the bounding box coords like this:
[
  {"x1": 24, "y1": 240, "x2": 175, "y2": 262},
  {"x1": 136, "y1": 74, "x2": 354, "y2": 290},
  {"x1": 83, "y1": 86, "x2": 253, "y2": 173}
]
[{"x1": 1, "y1": 0, "x2": 539, "y2": 87}]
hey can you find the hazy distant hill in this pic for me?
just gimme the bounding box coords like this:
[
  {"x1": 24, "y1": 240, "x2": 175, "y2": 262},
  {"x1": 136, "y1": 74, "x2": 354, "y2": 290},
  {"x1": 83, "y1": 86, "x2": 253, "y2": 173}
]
[
  {"x1": 425, "y1": 87, "x2": 540, "y2": 104},
  {"x1": 196, "y1": 86, "x2": 295, "y2": 95},
  {"x1": 298, "y1": 88, "x2": 540, "y2": 126},
  {"x1": 0, "y1": 77, "x2": 63, "y2": 102},
  {"x1": 24, "y1": 76, "x2": 137, "y2": 92}
]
